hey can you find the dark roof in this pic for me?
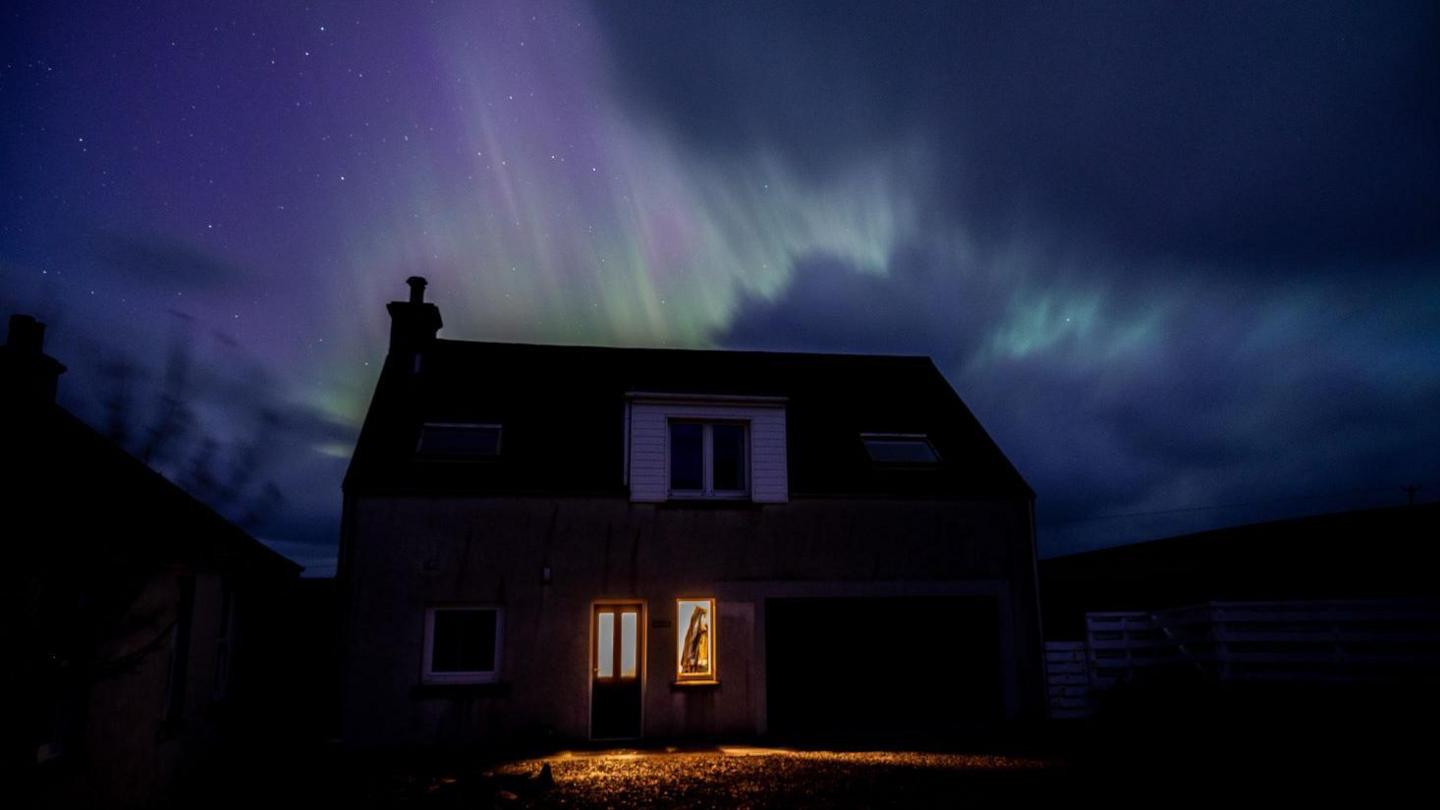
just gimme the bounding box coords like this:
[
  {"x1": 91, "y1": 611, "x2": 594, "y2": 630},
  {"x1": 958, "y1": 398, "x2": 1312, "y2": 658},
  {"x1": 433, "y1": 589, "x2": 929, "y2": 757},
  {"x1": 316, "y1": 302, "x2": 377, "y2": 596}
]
[
  {"x1": 344, "y1": 338, "x2": 1031, "y2": 499},
  {"x1": 11, "y1": 400, "x2": 301, "y2": 578},
  {"x1": 1040, "y1": 503, "x2": 1440, "y2": 637}
]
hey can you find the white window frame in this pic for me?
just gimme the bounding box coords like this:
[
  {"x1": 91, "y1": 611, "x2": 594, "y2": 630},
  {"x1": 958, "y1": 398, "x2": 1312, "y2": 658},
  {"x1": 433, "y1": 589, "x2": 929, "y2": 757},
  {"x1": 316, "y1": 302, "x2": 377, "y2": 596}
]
[
  {"x1": 421, "y1": 606, "x2": 503, "y2": 684},
  {"x1": 667, "y1": 420, "x2": 749, "y2": 499}
]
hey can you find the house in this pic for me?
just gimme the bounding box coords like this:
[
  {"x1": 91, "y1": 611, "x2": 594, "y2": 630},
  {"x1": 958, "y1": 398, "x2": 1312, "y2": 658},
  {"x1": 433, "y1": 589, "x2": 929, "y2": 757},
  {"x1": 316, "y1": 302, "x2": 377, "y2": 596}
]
[
  {"x1": 3, "y1": 314, "x2": 302, "y2": 807},
  {"x1": 337, "y1": 278, "x2": 1044, "y2": 746}
]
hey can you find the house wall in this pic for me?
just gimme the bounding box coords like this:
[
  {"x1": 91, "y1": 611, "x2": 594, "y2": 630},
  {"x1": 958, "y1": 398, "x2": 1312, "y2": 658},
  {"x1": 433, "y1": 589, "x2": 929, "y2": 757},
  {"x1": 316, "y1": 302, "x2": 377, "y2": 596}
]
[
  {"x1": 339, "y1": 494, "x2": 1044, "y2": 746},
  {"x1": 29, "y1": 563, "x2": 303, "y2": 808},
  {"x1": 42, "y1": 570, "x2": 229, "y2": 807}
]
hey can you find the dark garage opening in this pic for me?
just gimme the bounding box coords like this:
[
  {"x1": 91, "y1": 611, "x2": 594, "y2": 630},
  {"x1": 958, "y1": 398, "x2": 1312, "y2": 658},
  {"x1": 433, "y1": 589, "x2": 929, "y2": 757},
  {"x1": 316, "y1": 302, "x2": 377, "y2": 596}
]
[{"x1": 766, "y1": 596, "x2": 1002, "y2": 742}]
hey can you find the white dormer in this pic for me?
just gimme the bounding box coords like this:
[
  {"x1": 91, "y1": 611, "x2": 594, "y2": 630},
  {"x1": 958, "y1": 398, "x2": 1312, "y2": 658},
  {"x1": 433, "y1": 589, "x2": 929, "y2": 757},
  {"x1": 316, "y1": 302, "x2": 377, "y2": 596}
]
[{"x1": 625, "y1": 392, "x2": 788, "y2": 503}]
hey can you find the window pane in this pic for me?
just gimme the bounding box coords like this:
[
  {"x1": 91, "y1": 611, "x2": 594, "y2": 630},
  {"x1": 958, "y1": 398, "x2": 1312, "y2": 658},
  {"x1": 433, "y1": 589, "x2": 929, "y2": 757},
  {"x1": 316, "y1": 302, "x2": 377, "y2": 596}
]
[
  {"x1": 677, "y1": 599, "x2": 713, "y2": 678},
  {"x1": 711, "y1": 425, "x2": 745, "y2": 491},
  {"x1": 670, "y1": 423, "x2": 703, "y2": 490},
  {"x1": 432, "y1": 610, "x2": 497, "y2": 673},
  {"x1": 620, "y1": 611, "x2": 638, "y2": 678},
  {"x1": 597, "y1": 612, "x2": 615, "y2": 678},
  {"x1": 863, "y1": 437, "x2": 939, "y2": 463},
  {"x1": 418, "y1": 424, "x2": 501, "y2": 456}
]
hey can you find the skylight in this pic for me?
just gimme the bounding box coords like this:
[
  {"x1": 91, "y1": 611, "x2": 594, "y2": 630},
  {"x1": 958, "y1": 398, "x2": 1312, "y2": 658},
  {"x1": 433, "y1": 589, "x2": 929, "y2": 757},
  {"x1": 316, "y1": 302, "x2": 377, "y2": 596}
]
[
  {"x1": 417, "y1": 423, "x2": 502, "y2": 457},
  {"x1": 862, "y1": 434, "x2": 939, "y2": 464}
]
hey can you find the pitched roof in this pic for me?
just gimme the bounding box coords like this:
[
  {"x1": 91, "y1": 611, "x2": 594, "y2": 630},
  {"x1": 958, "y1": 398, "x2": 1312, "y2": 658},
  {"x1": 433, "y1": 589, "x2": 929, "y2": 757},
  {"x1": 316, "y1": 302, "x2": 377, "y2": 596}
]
[
  {"x1": 1039, "y1": 502, "x2": 1440, "y2": 637},
  {"x1": 12, "y1": 402, "x2": 301, "y2": 578},
  {"x1": 344, "y1": 338, "x2": 1031, "y2": 499}
]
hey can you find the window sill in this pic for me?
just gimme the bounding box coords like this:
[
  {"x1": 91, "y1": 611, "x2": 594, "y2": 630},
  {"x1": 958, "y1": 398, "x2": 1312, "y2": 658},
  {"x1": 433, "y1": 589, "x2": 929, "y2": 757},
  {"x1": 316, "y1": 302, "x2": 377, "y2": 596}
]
[
  {"x1": 659, "y1": 497, "x2": 759, "y2": 510},
  {"x1": 670, "y1": 679, "x2": 721, "y2": 691},
  {"x1": 411, "y1": 681, "x2": 511, "y2": 699}
]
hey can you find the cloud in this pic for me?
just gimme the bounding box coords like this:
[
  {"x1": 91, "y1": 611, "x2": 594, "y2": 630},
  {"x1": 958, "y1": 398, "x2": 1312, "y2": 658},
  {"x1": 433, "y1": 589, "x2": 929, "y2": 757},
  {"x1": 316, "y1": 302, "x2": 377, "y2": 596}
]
[
  {"x1": 716, "y1": 241, "x2": 1440, "y2": 553},
  {"x1": 720, "y1": 246, "x2": 1006, "y2": 362},
  {"x1": 601, "y1": 1, "x2": 1440, "y2": 552},
  {"x1": 596, "y1": 1, "x2": 1440, "y2": 270},
  {"x1": 96, "y1": 233, "x2": 253, "y2": 290}
]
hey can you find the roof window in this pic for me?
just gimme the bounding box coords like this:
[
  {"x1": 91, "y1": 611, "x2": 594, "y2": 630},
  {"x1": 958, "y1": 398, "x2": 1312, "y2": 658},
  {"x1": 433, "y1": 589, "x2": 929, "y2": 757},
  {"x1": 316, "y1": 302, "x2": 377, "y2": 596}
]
[
  {"x1": 861, "y1": 433, "x2": 939, "y2": 464},
  {"x1": 417, "y1": 423, "x2": 502, "y2": 457}
]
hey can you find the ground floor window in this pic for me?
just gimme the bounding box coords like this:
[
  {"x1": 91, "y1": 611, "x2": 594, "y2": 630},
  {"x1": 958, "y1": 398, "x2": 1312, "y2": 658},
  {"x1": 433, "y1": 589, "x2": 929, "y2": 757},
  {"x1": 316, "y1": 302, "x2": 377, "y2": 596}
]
[
  {"x1": 423, "y1": 606, "x2": 502, "y2": 684},
  {"x1": 676, "y1": 598, "x2": 716, "y2": 682}
]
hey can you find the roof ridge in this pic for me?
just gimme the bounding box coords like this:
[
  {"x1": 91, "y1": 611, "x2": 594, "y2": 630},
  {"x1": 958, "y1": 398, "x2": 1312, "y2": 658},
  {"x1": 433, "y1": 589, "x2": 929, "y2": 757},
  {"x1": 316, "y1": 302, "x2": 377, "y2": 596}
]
[{"x1": 431, "y1": 337, "x2": 934, "y2": 362}]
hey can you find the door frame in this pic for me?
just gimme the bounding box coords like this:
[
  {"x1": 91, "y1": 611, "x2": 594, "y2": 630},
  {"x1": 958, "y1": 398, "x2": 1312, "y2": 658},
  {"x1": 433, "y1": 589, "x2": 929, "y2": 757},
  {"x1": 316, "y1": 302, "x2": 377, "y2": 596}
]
[{"x1": 588, "y1": 599, "x2": 646, "y2": 739}]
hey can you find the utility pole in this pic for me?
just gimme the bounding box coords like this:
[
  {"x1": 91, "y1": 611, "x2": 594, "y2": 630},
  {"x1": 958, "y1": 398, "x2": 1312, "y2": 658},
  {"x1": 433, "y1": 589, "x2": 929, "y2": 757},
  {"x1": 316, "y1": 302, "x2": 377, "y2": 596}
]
[{"x1": 1401, "y1": 484, "x2": 1421, "y2": 506}]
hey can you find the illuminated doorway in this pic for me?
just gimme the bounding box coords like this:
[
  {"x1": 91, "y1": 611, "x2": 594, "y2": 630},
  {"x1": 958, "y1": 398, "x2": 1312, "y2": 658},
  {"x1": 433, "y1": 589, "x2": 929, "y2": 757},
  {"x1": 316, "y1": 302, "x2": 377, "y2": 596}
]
[{"x1": 591, "y1": 602, "x2": 643, "y2": 738}]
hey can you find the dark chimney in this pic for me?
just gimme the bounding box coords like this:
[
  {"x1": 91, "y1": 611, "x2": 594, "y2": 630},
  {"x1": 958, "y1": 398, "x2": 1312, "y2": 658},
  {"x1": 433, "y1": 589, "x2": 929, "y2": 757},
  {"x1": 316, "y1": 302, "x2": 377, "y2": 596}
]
[
  {"x1": 387, "y1": 276, "x2": 443, "y2": 358},
  {"x1": 1, "y1": 314, "x2": 67, "y2": 404}
]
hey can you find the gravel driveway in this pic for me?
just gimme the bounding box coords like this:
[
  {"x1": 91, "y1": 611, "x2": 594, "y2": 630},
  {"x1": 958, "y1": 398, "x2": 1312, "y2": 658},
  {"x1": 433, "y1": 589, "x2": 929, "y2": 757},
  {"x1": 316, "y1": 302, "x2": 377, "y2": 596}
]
[{"x1": 474, "y1": 747, "x2": 1063, "y2": 808}]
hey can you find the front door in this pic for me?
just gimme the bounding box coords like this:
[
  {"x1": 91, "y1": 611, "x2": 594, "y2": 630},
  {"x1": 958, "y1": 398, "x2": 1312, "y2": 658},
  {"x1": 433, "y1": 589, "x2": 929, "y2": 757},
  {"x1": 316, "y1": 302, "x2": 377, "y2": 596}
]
[{"x1": 591, "y1": 602, "x2": 643, "y2": 739}]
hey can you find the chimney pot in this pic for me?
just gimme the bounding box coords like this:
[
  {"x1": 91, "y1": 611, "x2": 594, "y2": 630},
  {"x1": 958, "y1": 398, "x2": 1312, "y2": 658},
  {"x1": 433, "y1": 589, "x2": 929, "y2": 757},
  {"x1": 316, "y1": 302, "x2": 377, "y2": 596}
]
[
  {"x1": 2, "y1": 313, "x2": 66, "y2": 403},
  {"x1": 7, "y1": 314, "x2": 45, "y2": 355},
  {"x1": 387, "y1": 278, "x2": 442, "y2": 357}
]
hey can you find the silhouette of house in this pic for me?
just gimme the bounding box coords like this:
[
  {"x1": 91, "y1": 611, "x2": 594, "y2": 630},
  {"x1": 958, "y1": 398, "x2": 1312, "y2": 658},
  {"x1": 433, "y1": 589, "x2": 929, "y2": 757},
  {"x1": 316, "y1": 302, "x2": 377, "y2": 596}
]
[
  {"x1": 3, "y1": 314, "x2": 301, "y2": 806},
  {"x1": 1041, "y1": 503, "x2": 1440, "y2": 638},
  {"x1": 1039, "y1": 505, "x2": 1440, "y2": 718},
  {"x1": 338, "y1": 278, "x2": 1043, "y2": 745}
]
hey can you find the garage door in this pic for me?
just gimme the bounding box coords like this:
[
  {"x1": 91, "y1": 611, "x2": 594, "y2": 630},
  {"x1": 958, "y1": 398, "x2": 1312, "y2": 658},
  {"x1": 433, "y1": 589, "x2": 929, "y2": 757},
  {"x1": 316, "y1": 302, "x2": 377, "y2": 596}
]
[{"x1": 766, "y1": 596, "x2": 1002, "y2": 741}]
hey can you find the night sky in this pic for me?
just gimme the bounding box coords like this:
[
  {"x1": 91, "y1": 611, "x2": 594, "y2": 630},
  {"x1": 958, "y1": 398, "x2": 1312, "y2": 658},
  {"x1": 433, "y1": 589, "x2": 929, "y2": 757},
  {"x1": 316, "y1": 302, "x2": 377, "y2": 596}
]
[{"x1": 3, "y1": 1, "x2": 1437, "y2": 575}]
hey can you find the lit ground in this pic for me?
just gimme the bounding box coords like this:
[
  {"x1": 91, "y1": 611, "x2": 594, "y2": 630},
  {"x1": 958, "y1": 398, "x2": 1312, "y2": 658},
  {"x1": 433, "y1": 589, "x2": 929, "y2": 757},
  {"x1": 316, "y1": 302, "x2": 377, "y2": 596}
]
[
  {"x1": 172, "y1": 704, "x2": 1434, "y2": 808},
  {"x1": 471, "y1": 747, "x2": 1064, "y2": 808}
]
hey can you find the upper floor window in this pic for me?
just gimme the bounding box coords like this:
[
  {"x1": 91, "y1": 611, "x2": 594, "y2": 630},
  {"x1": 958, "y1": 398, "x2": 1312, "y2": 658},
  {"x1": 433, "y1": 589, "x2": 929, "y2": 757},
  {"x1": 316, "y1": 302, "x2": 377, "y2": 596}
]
[
  {"x1": 417, "y1": 423, "x2": 502, "y2": 458},
  {"x1": 669, "y1": 421, "x2": 748, "y2": 497},
  {"x1": 626, "y1": 392, "x2": 786, "y2": 504},
  {"x1": 862, "y1": 433, "x2": 940, "y2": 464}
]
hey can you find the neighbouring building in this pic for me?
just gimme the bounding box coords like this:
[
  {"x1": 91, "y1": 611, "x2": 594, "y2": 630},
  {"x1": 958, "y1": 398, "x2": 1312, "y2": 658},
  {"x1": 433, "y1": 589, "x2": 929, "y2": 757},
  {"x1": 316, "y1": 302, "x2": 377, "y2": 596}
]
[
  {"x1": 337, "y1": 278, "x2": 1044, "y2": 746},
  {"x1": 1040, "y1": 504, "x2": 1440, "y2": 718},
  {"x1": 3, "y1": 314, "x2": 301, "y2": 807}
]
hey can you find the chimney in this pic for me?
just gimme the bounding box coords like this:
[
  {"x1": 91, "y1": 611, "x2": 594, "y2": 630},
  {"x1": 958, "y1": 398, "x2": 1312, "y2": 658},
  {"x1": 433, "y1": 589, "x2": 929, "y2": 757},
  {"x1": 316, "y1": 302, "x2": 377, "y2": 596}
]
[
  {"x1": 1, "y1": 314, "x2": 67, "y2": 404},
  {"x1": 386, "y1": 276, "x2": 443, "y2": 358}
]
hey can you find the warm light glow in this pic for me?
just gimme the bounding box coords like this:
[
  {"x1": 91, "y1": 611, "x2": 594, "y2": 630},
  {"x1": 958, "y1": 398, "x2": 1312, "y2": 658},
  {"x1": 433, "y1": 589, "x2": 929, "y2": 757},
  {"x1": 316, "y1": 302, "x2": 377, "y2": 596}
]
[
  {"x1": 620, "y1": 611, "x2": 638, "y2": 678},
  {"x1": 597, "y1": 612, "x2": 614, "y2": 678},
  {"x1": 676, "y1": 598, "x2": 716, "y2": 681},
  {"x1": 594, "y1": 605, "x2": 642, "y2": 682},
  {"x1": 718, "y1": 746, "x2": 797, "y2": 757}
]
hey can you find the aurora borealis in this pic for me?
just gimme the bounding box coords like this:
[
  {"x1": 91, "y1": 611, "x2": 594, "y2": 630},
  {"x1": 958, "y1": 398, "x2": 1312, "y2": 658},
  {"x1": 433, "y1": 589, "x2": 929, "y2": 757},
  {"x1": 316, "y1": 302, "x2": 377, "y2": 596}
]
[{"x1": 3, "y1": 1, "x2": 1437, "y2": 573}]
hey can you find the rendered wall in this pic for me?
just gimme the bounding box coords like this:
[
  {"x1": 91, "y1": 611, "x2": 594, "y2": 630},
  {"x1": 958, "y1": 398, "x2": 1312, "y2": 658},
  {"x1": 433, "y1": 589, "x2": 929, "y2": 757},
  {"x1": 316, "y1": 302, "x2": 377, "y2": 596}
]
[{"x1": 338, "y1": 494, "x2": 1043, "y2": 746}]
